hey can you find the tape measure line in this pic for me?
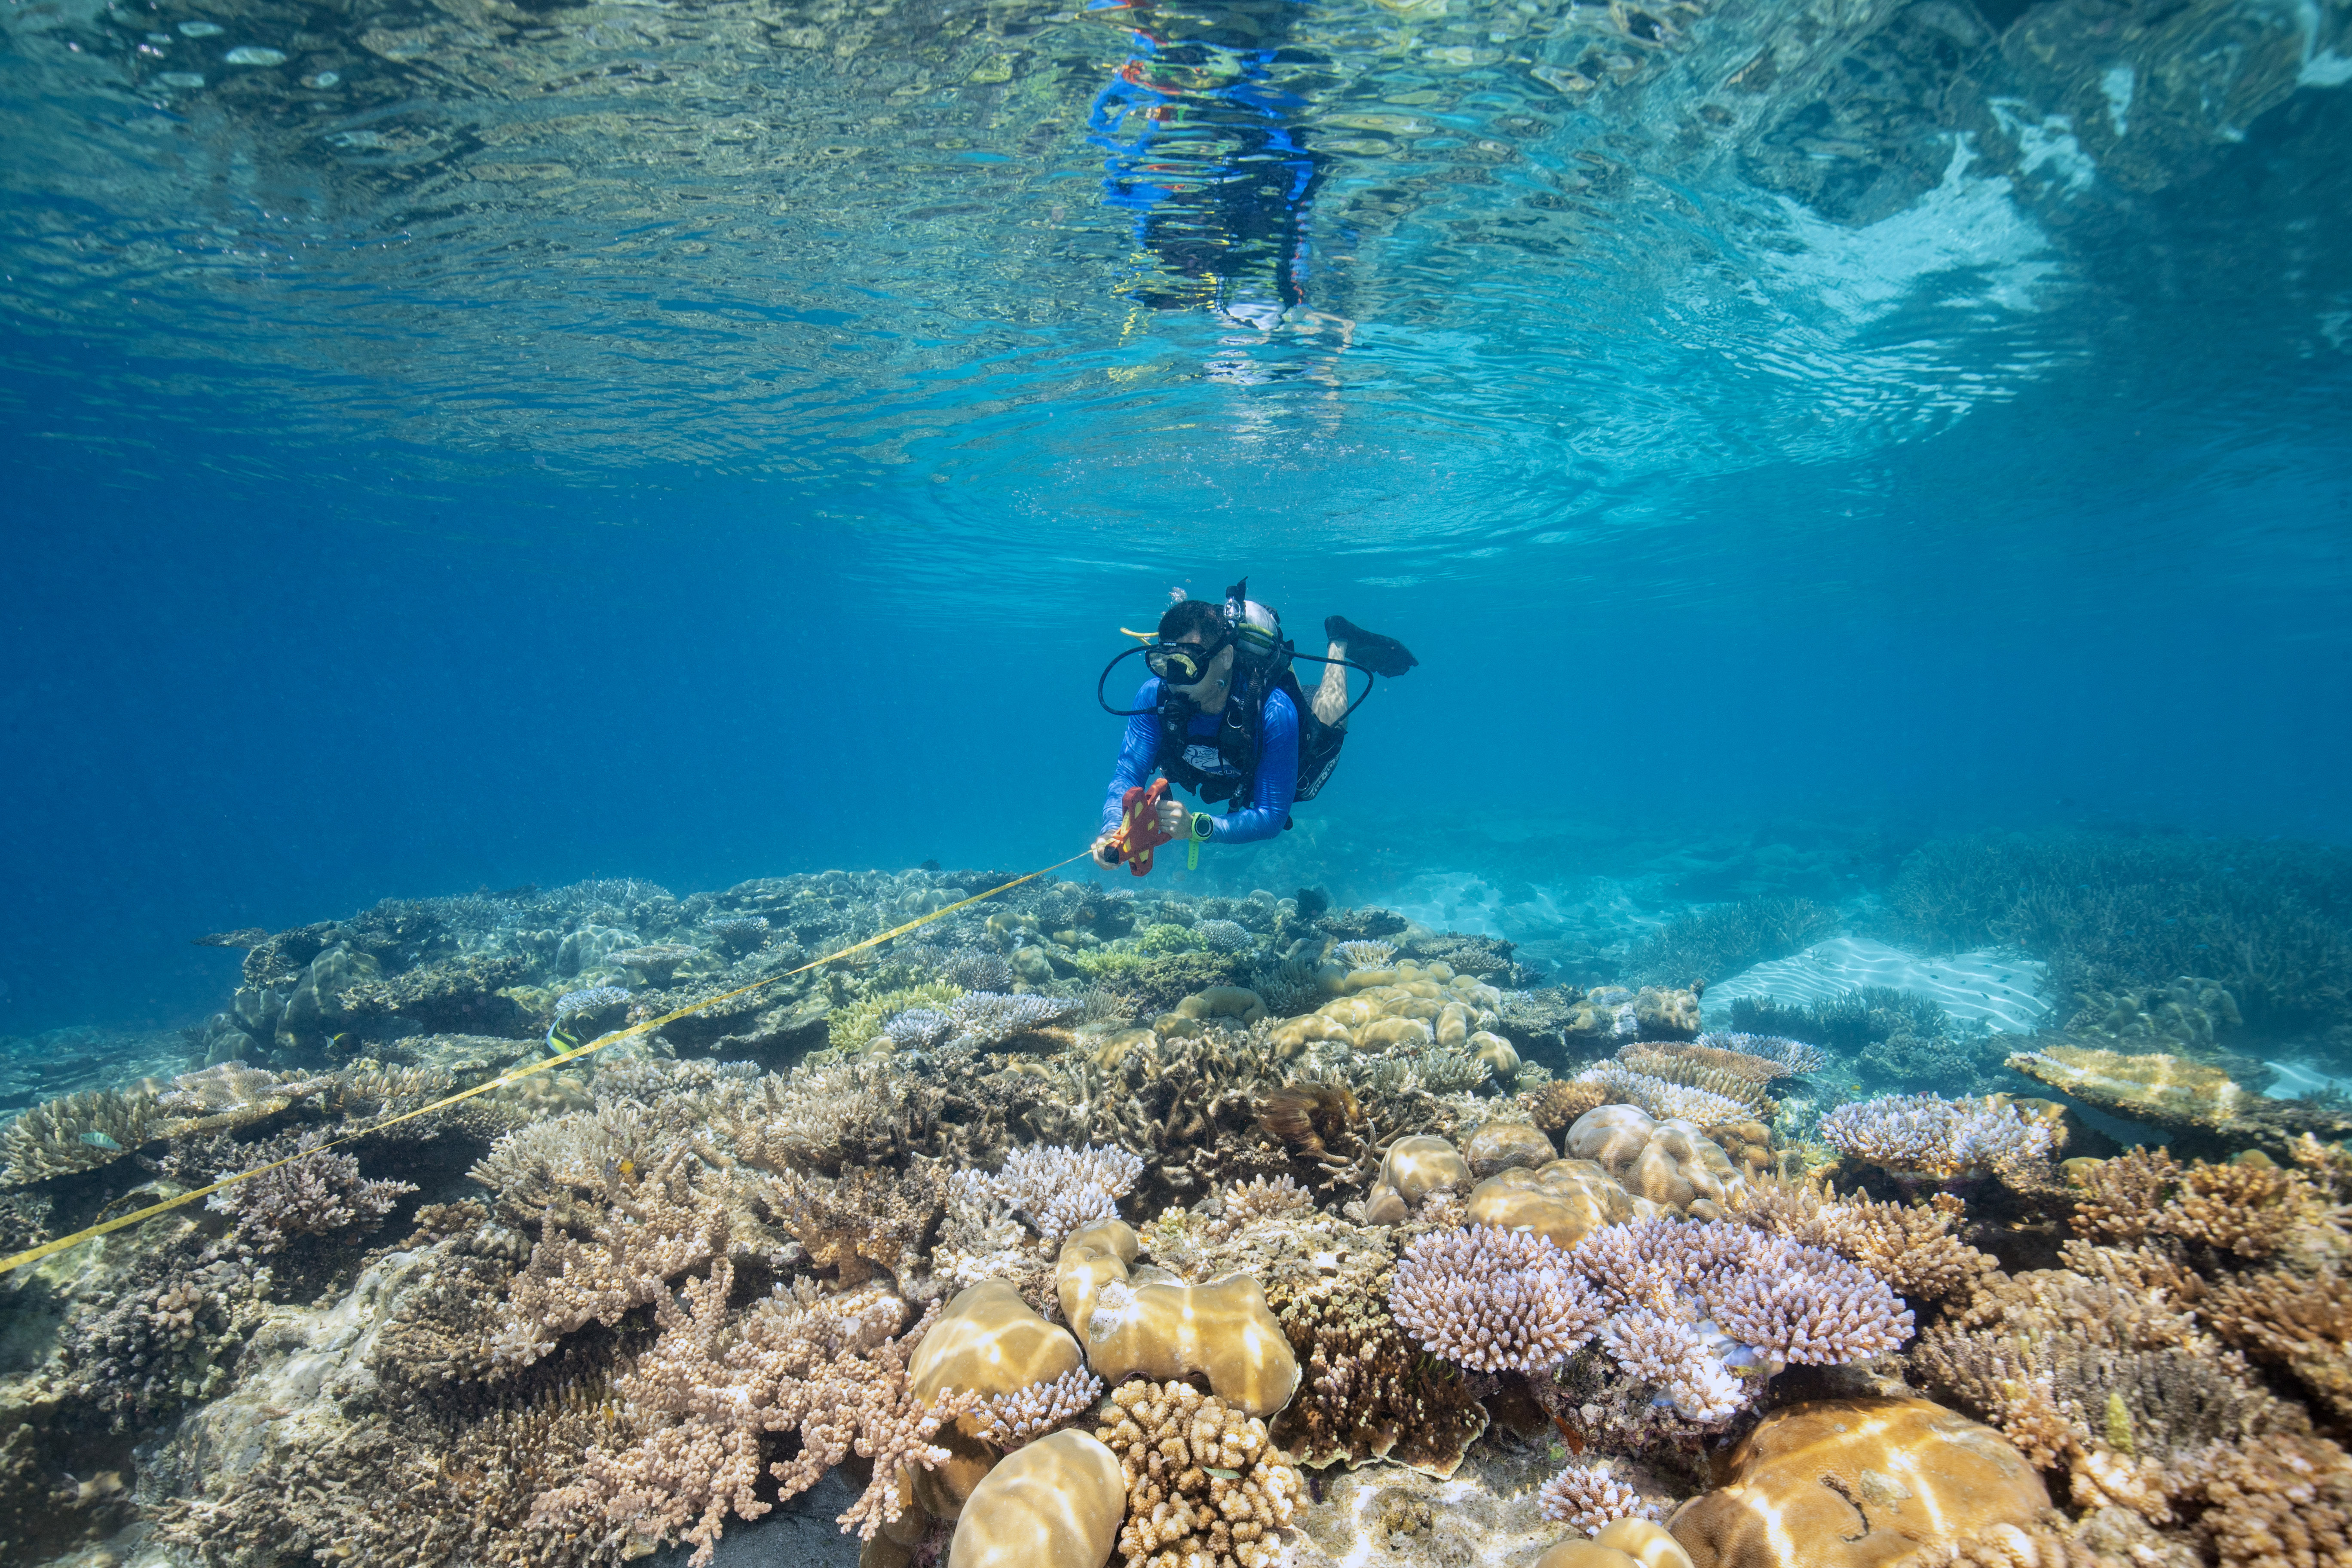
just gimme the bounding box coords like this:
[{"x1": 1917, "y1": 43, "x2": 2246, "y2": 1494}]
[{"x1": 0, "y1": 848, "x2": 1096, "y2": 1277}]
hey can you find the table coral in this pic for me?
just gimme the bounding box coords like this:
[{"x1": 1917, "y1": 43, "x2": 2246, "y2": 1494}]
[
  {"x1": 1095, "y1": 1379, "x2": 1302, "y2": 1568},
  {"x1": 2004, "y1": 1044, "x2": 2258, "y2": 1132}
]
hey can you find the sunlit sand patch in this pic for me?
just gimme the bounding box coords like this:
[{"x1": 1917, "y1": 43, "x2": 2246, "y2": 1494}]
[{"x1": 1701, "y1": 937, "x2": 2050, "y2": 1032}]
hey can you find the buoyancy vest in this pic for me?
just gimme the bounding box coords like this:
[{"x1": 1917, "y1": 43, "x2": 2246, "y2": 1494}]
[{"x1": 1153, "y1": 666, "x2": 1345, "y2": 816}]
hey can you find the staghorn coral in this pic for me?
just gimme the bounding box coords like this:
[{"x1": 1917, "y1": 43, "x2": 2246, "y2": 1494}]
[
  {"x1": 1819, "y1": 1092, "x2": 2056, "y2": 1184},
  {"x1": 534, "y1": 1264, "x2": 968, "y2": 1565},
  {"x1": 972, "y1": 1367, "x2": 1106, "y2": 1449},
  {"x1": 952, "y1": 1142, "x2": 1144, "y2": 1246},
  {"x1": 1095, "y1": 1379, "x2": 1302, "y2": 1568},
  {"x1": 2202, "y1": 1268, "x2": 2352, "y2": 1421},
  {"x1": 467, "y1": 1102, "x2": 680, "y2": 1225},
  {"x1": 1732, "y1": 1180, "x2": 1998, "y2": 1302},
  {"x1": 1388, "y1": 1224, "x2": 1605, "y2": 1374},
  {"x1": 1537, "y1": 1459, "x2": 1663, "y2": 1534},
  {"x1": 1570, "y1": 1063, "x2": 1751, "y2": 1126},
  {"x1": 489, "y1": 1142, "x2": 735, "y2": 1373},
  {"x1": 1, "y1": 1085, "x2": 168, "y2": 1184},
  {"x1": 2170, "y1": 1433, "x2": 2352, "y2": 1568},
  {"x1": 720, "y1": 1060, "x2": 950, "y2": 1175},
  {"x1": 763, "y1": 1161, "x2": 945, "y2": 1285}
]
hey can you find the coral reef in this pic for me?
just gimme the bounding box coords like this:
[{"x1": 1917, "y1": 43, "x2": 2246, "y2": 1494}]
[
  {"x1": 1623, "y1": 897, "x2": 1841, "y2": 988},
  {"x1": 1390, "y1": 1224, "x2": 1606, "y2": 1373},
  {"x1": 14, "y1": 867, "x2": 2352, "y2": 1568},
  {"x1": 2006, "y1": 1043, "x2": 2261, "y2": 1131}
]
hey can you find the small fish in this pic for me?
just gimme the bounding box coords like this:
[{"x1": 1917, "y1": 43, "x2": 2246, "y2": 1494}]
[{"x1": 80, "y1": 1131, "x2": 123, "y2": 1151}]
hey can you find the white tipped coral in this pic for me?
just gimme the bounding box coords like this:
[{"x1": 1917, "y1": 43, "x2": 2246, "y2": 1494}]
[
  {"x1": 1819, "y1": 1093, "x2": 2055, "y2": 1182},
  {"x1": 951, "y1": 1142, "x2": 1144, "y2": 1246},
  {"x1": 1571, "y1": 1063, "x2": 1750, "y2": 1127},
  {"x1": 1388, "y1": 1224, "x2": 1605, "y2": 1373},
  {"x1": 1537, "y1": 1460, "x2": 1664, "y2": 1533}
]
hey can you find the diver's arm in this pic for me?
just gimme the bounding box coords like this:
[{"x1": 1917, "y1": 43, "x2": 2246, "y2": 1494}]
[
  {"x1": 1209, "y1": 689, "x2": 1298, "y2": 843},
  {"x1": 1099, "y1": 678, "x2": 1164, "y2": 837}
]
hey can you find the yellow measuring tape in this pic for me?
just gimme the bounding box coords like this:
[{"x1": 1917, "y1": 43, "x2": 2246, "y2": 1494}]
[{"x1": 0, "y1": 848, "x2": 1096, "y2": 1277}]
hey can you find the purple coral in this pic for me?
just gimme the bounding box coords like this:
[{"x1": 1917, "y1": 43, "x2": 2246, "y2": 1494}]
[
  {"x1": 881, "y1": 1008, "x2": 953, "y2": 1050},
  {"x1": 1706, "y1": 1239, "x2": 1914, "y2": 1368},
  {"x1": 945, "y1": 991, "x2": 1080, "y2": 1049},
  {"x1": 1818, "y1": 1092, "x2": 2055, "y2": 1181},
  {"x1": 1388, "y1": 1225, "x2": 1605, "y2": 1373},
  {"x1": 938, "y1": 947, "x2": 1016, "y2": 994}
]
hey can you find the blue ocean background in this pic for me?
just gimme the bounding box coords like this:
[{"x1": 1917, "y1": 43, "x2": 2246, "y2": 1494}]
[{"x1": 3, "y1": 0, "x2": 2350, "y2": 1043}]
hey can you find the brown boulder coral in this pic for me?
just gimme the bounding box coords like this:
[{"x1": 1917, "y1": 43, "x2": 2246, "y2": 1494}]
[
  {"x1": 1095, "y1": 1379, "x2": 1302, "y2": 1568},
  {"x1": 1667, "y1": 1397, "x2": 2049, "y2": 1568}
]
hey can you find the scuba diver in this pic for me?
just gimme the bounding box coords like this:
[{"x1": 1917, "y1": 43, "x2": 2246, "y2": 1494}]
[{"x1": 1092, "y1": 582, "x2": 1417, "y2": 867}]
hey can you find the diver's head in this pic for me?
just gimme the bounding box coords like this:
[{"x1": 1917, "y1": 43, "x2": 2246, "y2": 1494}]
[{"x1": 1149, "y1": 597, "x2": 1239, "y2": 712}]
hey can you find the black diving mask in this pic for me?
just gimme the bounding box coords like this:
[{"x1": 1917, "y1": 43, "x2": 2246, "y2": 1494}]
[{"x1": 1143, "y1": 636, "x2": 1231, "y2": 686}]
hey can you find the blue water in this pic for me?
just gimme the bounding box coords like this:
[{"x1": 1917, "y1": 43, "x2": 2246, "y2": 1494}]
[{"x1": 3, "y1": 0, "x2": 2350, "y2": 1038}]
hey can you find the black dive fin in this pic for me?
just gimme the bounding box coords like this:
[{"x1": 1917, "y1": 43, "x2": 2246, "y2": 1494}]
[{"x1": 1325, "y1": 615, "x2": 1419, "y2": 677}]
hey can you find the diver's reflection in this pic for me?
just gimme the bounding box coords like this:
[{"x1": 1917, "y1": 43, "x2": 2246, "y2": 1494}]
[{"x1": 1087, "y1": 0, "x2": 1351, "y2": 370}]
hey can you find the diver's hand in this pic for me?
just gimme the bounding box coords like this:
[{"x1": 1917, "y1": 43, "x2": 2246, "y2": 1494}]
[
  {"x1": 1157, "y1": 799, "x2": 1190, "y2": 838},
  {"x1": 1090, "y1": 835, "x2": 1122, "y2": 870}
]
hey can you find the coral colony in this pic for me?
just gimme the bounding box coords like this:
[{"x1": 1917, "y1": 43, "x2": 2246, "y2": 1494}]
[{"x1": 3, "y1": 857, "x2": 2352, "y2": 1568}]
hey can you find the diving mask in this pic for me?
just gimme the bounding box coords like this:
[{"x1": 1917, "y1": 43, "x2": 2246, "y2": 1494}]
[{"x1": 1144, "y1": 635, "x2": 1231, "y2": 686}]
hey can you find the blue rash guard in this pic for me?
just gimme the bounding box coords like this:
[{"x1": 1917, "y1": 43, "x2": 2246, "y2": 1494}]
[{"x1": 1100, "y1": 677, "x2": 1298, "y2": 844}]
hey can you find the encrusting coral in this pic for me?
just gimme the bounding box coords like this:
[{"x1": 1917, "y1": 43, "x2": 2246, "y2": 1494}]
[{"x1": 1094, "y1": 1379, "x2": 1302, "y2": 1568}]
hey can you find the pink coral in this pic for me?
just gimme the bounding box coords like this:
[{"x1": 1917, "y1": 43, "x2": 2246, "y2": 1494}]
[{"x1": 1389, "y1": 1224, "x2": 1605, "y2": 1373}]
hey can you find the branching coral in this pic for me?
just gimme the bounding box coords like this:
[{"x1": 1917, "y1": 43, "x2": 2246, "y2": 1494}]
[
  {"x1": 2170, "y1": 1433, "x2": 2352, "y2": 1568},
  {"x1": 1699, "y1": 1031, "x2": 1829, "y2": 1075},
  {"x1": 763, "y1": 1161, "x2": 945, "y2": 1285},
  {"x1": 938, "y1": 946, "x2": 1017, "y2": 993},
  {"x1": 58, "y1": 1219, "x2": 272, "y2": 1429},
  {"x1": 1524, "y1": 1078, "x2": 1610, "y2": 1133},
  {"x1": 2159, "y1": 1160, "x2": 2319, "y2": 1260},
  {"x1": 1095, "y1": 1380, "x2": 1301, "y2": 1568},
  {"x1": 534, "y1": 1264, "x2": 968, "y2": 1565},
  {"x1": 489, "y1": 1143, "x2": 735, "y2": 1373},
  {"x1": 1819, "y1": 1092, "x2": 2056, "y2": 1184},
  {"x1": 1388, "y1": 1224, "x2": 1605, "y2": 1373},
  {"x1": 204, "y1": 1133, "x2": 415, "y2": 1253},
  {"x1": 972, "y1": 1367, "x2": 1105, "y2": 1449},
  {"x1": 944, "y1": 991, "x2": 1082, "y2": 1050},
  {"x1": 1570, "y1": 1063, "x2": 1750, "y2": 1126},
  {"x1": 1732, "y1": 1180, "x2": 1997, "y2": 1302},
  {"x1": 1537, "y1": 1460, "x2": 1663, "y2": 1534},
  {"x1": 2202, "y1": 1268, "x2": 2352, "y2": 1421},
  {"x1": 1, "y1": 1086, "x2": 168, "y2": 1184},
  {"x1": 2068, "y1": 1146, "x2": 2179, "y2": 1243},
  {"x1": 951, "y1": 1142, "x2": 1144, "y2": 1246}
]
